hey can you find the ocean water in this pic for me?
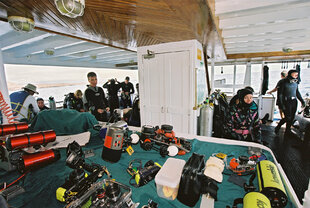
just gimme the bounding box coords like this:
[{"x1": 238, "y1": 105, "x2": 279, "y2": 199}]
[{"x1": 4, "y1": 62, "x2": 310, "y2": 103}]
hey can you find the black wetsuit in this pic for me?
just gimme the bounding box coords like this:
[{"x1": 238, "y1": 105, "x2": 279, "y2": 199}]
[
  {"x1": 128, "y1": 95, "x2": 140, "y2": 127},
  {"x1": 39, "y1": 105, "x2": 49, "y2": 111},
  {"x1": 103, "y1": 81, "x2": 121, "y2": 113},
  {"x1": 276, "y1": 77, "x2": 305, "y2": 133},
  {"x1": 64, "y1": 93, "x2": 84, "y2": 112},
  {"x1": 120, "y1": 82, "x2": 134, "y2": 108},
  {"x1": 83, "y1": 86, "x2": 109, "y2": 121},
  {"x1": 275, "y1": 79, "x2": 285, "y2": 107}
]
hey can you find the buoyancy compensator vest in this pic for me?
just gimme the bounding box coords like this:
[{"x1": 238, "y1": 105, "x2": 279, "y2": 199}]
[
  {"x1": 10, "y1": 91, "x2": 29, "y2": 116},
  {"x1": 177, "y1": 153, "x2": 205, "y2": 207}
]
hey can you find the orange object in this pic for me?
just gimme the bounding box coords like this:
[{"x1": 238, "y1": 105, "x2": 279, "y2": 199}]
[
  {"x1": 0, "y1": 123, "x2": 28, "y2": 136},
  {"x1": 6, "y1": 130, "x2": 56, "y2": 150},
  {"x1": 0, "y1": 91, "x2": 17, "y2": 124}
]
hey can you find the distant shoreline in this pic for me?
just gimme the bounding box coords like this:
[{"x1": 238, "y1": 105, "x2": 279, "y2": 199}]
[{"x1": 7, "y1": 82, "x2": 84, "y2": 91}]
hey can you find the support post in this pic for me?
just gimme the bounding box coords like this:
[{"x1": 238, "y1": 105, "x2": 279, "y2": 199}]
[
  {"x1": 0, "y1": 49, "x2": 11, "y2": 124},
  {"x1": 211, "y1": 58, "x2": 215, "y2": 93},
  {"x1": 233, "y1": 63, "x2": 237, "y2": 94}
]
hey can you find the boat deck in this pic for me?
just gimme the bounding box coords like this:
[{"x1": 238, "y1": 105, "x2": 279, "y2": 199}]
[{"x1": 262, "y1": 122, "x2": 310, "y2": 203}]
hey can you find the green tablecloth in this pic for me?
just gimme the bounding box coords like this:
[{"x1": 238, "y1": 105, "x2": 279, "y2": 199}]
[{"x1": 0, "y1": 135, "x2": 295, "y2": 208}]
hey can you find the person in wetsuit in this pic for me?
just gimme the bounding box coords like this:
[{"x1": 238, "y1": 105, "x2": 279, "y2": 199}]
[
  {"x1": 103, "y1": 78, "x2": 121, "y2": 113},
  {"x1": 275, "y1": 69, "x2": 305, "y2": 135},
  {"x1": 37, "y1": 98, "x2": 49, "y2": 111},
  {"x1": 83, "y1": 72, "x2": 110, "y2": 121},
  {"x1": 120, "y1": 76, "x2": 134, "y2": 108},
  {"x1": 267, "y1": 70, "x2": 287, "y2": 119},
  {"x1": 64, "y1": 90, "x2": 85, "y2": 112},
  {"x1": 227, "y1": 88, "x2": 261, "y2": 143}
]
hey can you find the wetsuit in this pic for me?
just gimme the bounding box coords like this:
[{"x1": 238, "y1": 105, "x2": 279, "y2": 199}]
[
  {"x1": 128, "y1": 95, "x2": 140, "y2": 127},
  {"x1": 227, "y1": 89, "x2": 261, "y2": 143},
  {"x1": 275, "y1": 79, "x2": 286, "y2": 107},
  {"x1": 39, "y1": 105, "x2": 49, "y2": 111},
  {"x1": 103, "y1": 80, "x2": 121, "y2": 113},
  {"x1": 276, "y1": 72, "x2": 305, "y2": 133},
  {"x1": 64, "y1": 93, "x2": 84, "y2": 112},
  {"x1": 120, "y1": 81, "x2": 134, "y2": 108},
  {"x1": 83, "y1": 86, "x2": 109, "y2": 121}
]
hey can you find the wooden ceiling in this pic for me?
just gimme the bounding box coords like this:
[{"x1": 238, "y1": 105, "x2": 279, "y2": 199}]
[{"x1": 0, "y1": 0, "x2": 226, "y2": 60}]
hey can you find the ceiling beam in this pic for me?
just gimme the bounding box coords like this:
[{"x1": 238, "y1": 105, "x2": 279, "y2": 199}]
[
  {"x1": 226, "y1": 50, "x2": 310, "y2": 59},
  {"x1": 46, "y1": 44, "x2": 108, "y2": 58},
  {"x1": 2, "y1": 52, "x2": 122, "y2": 69},
  {"x1": 13, "y1": 36, "x2": 83, "y2": 57},
  {"x1": 224, "y1": 35, "x2": 310, "y2": 49},
  {"x1": 216, "y1": 0, "x2": 309, "y2": 18},
  {"x1": 115, "y1": 62, "x2": 137, "y2": 67},
  {"x1": 0, "y1": 30, "x2": 52, "y2": 50},
  {"x1": 224, "y1": 29, "x2": 310, "y2": 43},
  {"x1": 215, "y1": 0, "x2": 298, "y2": 15},
  {"x1": 220, "y1": 5, "x2": 310, "y2": 29},
  {"x1": 226, "y1": 40, "x2": 310, "y2": 54},
  {"x1": 222, "y1": 18, "x2": 310, "y2": 37}
]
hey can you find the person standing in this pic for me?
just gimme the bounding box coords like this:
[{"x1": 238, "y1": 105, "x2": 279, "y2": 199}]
[
  {"x1": 120, "y1": 76, "x2": 134, "y2": 108},
  {"x1": 275, "y1": 69, "x2": 305, "y2": 135},
  {"x1": 83, "y1": 72, "x2": 110, "y2": 121},
  {"x1": 103, "y1": 78, "x2": 121, "y2": 113},
  {"x1": 10, "y1": 83, "x2": 40, "y2": 123},
  {"x1": 267, "y1": 70, "x2": 287, "y2": 119}
]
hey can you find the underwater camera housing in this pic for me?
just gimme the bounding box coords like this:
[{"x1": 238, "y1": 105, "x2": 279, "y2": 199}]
[{"x1": 65, "y1": 179, "x2": 139, "y2": 208}]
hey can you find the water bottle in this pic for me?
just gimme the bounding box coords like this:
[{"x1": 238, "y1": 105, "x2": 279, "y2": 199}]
[{"x1": 49, "y1": 96, "x2": 56, "y2": 110}]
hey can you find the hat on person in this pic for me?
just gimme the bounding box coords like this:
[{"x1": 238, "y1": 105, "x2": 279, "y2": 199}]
[
  {"x1": 22, "y1": 83, "x2": 39, "y2": 94},
  {"x1": 287, "y1": 69, "x2": 298, "y2": 77},
  {"x1": 238, "y1": 88, "x2": 253, "y2": 100}
]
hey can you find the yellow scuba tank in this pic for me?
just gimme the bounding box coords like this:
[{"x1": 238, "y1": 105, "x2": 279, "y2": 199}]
[
  {"x1": 244, "y1": 192, "x2": 271, "y2": 208},
  {"x1": 230, "y1": 192, "x2": 271, "y2": 208},
  {"x1": 257, "y1": 160, "x2": 288, "y2": 207}
]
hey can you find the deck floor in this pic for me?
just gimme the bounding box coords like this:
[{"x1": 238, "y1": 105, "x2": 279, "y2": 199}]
[{"x1": 262, "y1": 122, "x2": 310, "y2": 204}]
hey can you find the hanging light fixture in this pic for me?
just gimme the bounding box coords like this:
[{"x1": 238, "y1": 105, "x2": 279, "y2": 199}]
[
  {"x1": 8, "y1": 16, "x2": 35, "y2": 33},
  {"x1": 54, "y1": 0, "x2": 85, "y2": 18}
]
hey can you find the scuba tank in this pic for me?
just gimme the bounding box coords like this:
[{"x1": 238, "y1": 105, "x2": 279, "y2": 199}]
[
  {"x1": 199, "y1": 104, "x2": 214, "y2": 137},
  {"x1": 256, "y1": 160, "x2": 288, "y2": 208},
  {"x1": 49, "y1": 96, "x2": 56, "y2": 110},
  {"x1": 229, "y1": 192, "x2": 271, "y2": 208}
]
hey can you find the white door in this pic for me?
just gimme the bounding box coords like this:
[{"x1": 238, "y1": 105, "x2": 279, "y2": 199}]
[
  {"x1": 140, "y1": 50, "x2": 191, "y2": 133},
  {"x1": 164, "y1": 51, "x2": 191, "y2": 133},
  {"x1": 140, "y1": 53, "x2": 166, "y2": 125}
]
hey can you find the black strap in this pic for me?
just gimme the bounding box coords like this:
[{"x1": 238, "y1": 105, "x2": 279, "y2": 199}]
[
  {"x1": 40, "y1": 131, "x2": 46, "y2": 144},
  {"x1": 25, "y1": 133, "x2": 31, "y2": 146}
]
